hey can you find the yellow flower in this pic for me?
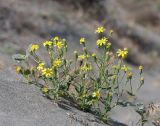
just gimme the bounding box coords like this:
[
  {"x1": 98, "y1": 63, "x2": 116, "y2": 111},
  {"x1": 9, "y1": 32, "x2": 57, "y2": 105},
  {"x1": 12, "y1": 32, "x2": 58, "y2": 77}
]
[
  {"x1": 78, "y1": 54, "x2": 86, "y2": 60},
  {"x1": 92, "y1": 90, "x2": 101, "y2": 99},
  {"x1": 139, "y1": 66, "x2": 143, "y2": 70},
  {"x1": 54, "y1": 41, "x2": 64, "y2": 49},
  {"x1": 37, "y1": 63, "x2": 45, "y2": 70},
  {"x1": 96, "y1": 37, "x2": 108, "y2": 46},
  {"x1": 117, "y1": 48, "x2": 128, "y2": 59},
  {"x1": 52, "y1": 36, "x2": 59, "y2": 41},
  {"x1": 42, "y1": 68, "x2": 53, "y2": 78},
  {"x1": 57, "y1": 41, "x2": 64, "y2": 49},
  {"x1": 95, "y1": 26, "x2": 105, "y2": 33},
  {"x1": 30, "y1": 44, "x2": 39, "y2": 52},
  {"x1": 43, "y1": 41, "x2": 53, "y2": 48},
  {"x1": 42, "y1": 87, "x2": 49, "y2": 93},
  {"x1": 53, "y1": 59, "x2": 62, "y2": 68},
  {"x1": 16, "y1": 66, "x2": 22, "y2": 73},
  {"x1": 80, "y1": 38, "x2": 86, "y2": 44},
  {"x1": 80, "y1": 63, "x2": 92, "y2": 72},
  {"x1": 121, "y1": 65, "x2": 131, "y2": 72}
]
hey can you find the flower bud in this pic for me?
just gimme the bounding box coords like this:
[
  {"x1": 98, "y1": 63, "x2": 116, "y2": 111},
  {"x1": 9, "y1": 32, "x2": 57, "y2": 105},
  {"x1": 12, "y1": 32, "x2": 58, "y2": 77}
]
[
  {"x1": 139, "y1": 66, "x2": 143, "y2": 74},
  {"x1": 127, "y1": 72, "x2": 133, "y2": 79},
  {"x1": 140, "y1": 77, "x2": 144, "y2": 84}
]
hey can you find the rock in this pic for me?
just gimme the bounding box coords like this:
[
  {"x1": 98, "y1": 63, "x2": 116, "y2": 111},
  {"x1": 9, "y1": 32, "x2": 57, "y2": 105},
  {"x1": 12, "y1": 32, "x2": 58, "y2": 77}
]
[{"x1": 109, "y1": 106, "x2": 140, "y2": 126}]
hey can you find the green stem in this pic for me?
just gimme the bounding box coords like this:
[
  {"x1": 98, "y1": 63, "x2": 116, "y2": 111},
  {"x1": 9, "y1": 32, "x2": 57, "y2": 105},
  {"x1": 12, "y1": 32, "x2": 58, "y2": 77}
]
[{"x1": 129, "y1": 79, "x2": 133, "y2": 94}]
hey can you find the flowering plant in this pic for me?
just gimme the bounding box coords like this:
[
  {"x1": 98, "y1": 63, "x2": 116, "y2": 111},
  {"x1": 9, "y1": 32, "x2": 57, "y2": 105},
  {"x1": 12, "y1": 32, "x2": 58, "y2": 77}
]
[{"x1": 14, "y1": 26, "x2": 144, "y2": 124}]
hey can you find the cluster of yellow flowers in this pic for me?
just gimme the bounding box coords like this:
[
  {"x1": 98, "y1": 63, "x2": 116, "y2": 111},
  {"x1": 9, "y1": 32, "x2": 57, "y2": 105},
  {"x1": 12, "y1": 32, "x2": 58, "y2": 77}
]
[
  {"x1": 36, "y1": 59, "x2": 62, "y2": 78},
  {"x1": 37, "y1": 62, "x2": 53, "y2": 78},
  {"x1": 15, "y1": 26, "x2": 145, "y2": 121},
  {"x1": 43, "y1": 41, "x2": 53, "y2": 48},
  {"x1": 29, "y1": 36, "x2": 64, "y2": 53},
  {"x1": 95, "y1": 26, "x2": 128, "y2": 60},
  {"x1": 28, "y1": 37, "x2": 65, "y2": 78}
]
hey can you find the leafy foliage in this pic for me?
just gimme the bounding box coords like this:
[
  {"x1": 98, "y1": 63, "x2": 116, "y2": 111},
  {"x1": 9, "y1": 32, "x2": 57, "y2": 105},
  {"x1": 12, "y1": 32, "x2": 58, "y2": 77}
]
[{"x1": 14, "y1": 26, "x2": 144, "y2": 124}]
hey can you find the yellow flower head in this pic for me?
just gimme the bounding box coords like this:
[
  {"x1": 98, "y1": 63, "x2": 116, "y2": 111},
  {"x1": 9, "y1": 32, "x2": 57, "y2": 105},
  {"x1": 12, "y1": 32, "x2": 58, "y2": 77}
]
[
  {"x1": 80, "y1": 63, "x2": 92, "y2": 72},
  {"x1": 121, "y1": 65, "x2": 131, "y2": 72},
  {"x1": 42, "y1": 68, "x2": 53, "y2": 78},
  {"x1": 52, "y1": 36, "x2": 59, "y2": 41},
  {"x1": 42, "y1": 87, "x2": 49, "y2": 93},
  {"x1": 96, "y1": 37, "x2": 108, "y2": 46},
  {"x1": 117, "y1": 48, "x2": 128, "y2": 59},
  {"x1": 78, "y1": 54, "x2": 86, "y2": 60},
  {"x1": 54, "y1": 41, "x2": 64, "y2": 49},
  {"x1": 30, "y1": 44, "x2": 39, "y2": 52},
  {"x1": 53, "y1": 59, "x2": 62, "y2": 68},
  {"x1": 37, "y1": 63, "x2": 45, "y2": 70},
  {"x1": 80, "y1": 37, "x2": 86, "y2": 44},
  {"x1": 139, "y1": 66, "x2": 143, "y2": 70},
  {"x1": 92, "y1": 90, "x2": 101, "y2": 99},
  {"x1": 16, "y1": 66, "x2": 22, "y2": 73},
  {"x1": 43, "y1": 41, "x2": 53, "y2": 48},
  {"x1": 95, "y1": 26, "x2": 105, "y2": 33}
]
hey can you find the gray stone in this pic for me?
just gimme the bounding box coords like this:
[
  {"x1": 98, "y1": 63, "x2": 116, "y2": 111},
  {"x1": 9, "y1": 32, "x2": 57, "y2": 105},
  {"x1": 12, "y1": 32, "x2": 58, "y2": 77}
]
[{"x1": 109, "y1": 106, "x2": 140, "y2": 126}]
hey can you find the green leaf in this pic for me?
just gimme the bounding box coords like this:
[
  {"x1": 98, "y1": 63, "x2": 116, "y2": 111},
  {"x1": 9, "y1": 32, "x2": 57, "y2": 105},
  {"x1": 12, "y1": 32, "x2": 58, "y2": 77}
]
[
  {"x1": 117, "y1": 101, "x2": 135, "y2": 107},
  {"x1": 24, "y1": 69, "x2": 31, "y2": 75},
  {"x1": 12, "y1": 54, "x2": 26, "y2": 62}
]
